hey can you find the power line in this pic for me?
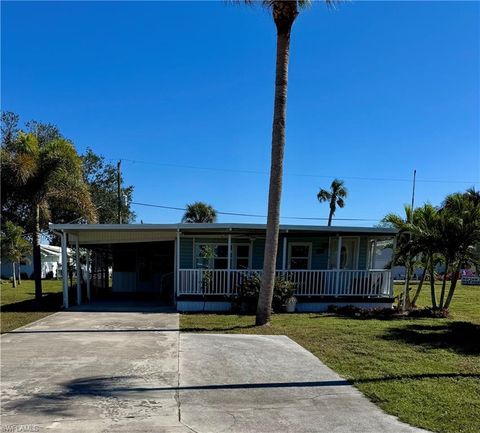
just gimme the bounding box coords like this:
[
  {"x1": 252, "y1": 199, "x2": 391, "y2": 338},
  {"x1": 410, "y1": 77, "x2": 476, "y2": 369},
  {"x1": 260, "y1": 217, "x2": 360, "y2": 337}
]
[
  {"x1": 131, "y1": 201, "x2": 380, "y2": 222},
  {"x1": 109, "y1": 157, "x2": 478, "y2": 185}
]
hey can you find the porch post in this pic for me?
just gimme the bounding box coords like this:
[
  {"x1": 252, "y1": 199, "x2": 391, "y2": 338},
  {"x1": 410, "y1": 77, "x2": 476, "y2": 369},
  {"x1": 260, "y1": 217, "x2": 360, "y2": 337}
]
[
  {"x1": 75, "y1": 239, "x2": 81, "y2": 305},
  {"x1": 227, "y1": 233, "x2": 232, "y2": 294},
  {"x1": 390, "y1": 236, "x2": 397, "y2": 297},
  {"x1": 176, "y1": 230, "x2": 180, "y2": 297},
  {"x1": 335, "y1": 235, "x2": 342, "y2": 295},
  {"x1": 61, "y1": 231, "x2": 69, "y2": 309},
  {"x1": 282, "y1": 235, "x2": 287, "y2": 271},
  {"x1": 86, "y1": 249, "x2": 91, "y2": 302}
]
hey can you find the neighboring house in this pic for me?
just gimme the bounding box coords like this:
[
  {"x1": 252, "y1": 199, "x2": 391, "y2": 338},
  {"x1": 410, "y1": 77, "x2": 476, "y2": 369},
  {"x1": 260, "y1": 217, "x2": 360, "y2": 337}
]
[
  {"x1": 50, "y1": 223, "x2": 397, "y2": 312},
  {"x1": 1, "y1": 244, "x2": 71, "y2": 280}
]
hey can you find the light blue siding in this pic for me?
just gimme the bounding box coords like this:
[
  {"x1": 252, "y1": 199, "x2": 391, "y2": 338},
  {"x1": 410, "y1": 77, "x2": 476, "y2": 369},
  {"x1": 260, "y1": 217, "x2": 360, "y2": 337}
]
[
  {"x1": 179, "y1": 235, "x2": 371, "y2": 271},
  {"x1": 180, "y1": 238, "x2": 194, "y2": 268},
  {"x1": 252, "y1": 239, "x2": 265, "y2": 269}
]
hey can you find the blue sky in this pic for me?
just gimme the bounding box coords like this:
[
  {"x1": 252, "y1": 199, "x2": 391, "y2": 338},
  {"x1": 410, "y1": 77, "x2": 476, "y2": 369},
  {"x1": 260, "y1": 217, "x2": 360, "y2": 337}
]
[{"x1": 2, "y1": 1, "x2": 479, "y2": 226}]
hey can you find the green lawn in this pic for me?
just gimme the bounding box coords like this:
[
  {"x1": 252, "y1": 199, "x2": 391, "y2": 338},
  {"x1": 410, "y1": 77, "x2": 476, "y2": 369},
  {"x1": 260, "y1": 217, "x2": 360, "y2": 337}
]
[
  {"x1": 181, "y1": 283, "x2": 480, "y2": 433},
  {"x1": 1, "y1": 279, "x2": 64, "y2": 333}
]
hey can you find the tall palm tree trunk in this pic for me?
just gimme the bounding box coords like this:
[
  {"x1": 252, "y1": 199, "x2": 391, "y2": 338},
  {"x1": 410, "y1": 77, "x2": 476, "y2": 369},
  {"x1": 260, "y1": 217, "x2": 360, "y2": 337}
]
[
  {"x1": 439, "y1": 259, "x2": 449, "y2": 309},
  {"x1": 12, "y1": 262, "x2": 17, "y2": 288},
  {"x1": 33, "y1": 203, "x2": 42, "y2": 302},
  {"x1": 256, "y1": 11, "x2": 295, "y2": 326},
  {"x1": 429, "y1": 257, "x2": 437, "y2": 310},
  {"x1": 17, "y1": 262, "x2": 22, "y2": 285},
  {"x1": 411, "y1": 265, "x2": 427, "y2": 306},
  {"x1": 328, "y1": 201, "x2": 334, "y2": 226},
  {"x1": 444, "y1": 262, "x2": 461, "y2": 309}
]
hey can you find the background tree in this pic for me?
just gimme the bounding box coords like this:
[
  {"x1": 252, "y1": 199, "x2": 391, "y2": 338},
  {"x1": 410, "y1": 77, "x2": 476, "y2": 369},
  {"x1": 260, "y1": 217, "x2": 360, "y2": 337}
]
[
  {"x1": 81, "y1": 149, "x2": 135, "y2": 224},
  {"x1": 317, "y1": 178, "x2": 348, "y2": 226},
  {"x1": 1, "y1": 121, "x2": 97, "y2": 301},
  {"x1": 182, "y1": 202, "x2": 217, "y2": 223},
  {"x1": 438, "y1": 192, "x2": 480, "y2": 309},
  {"x1": 1, "y1": 221, "x2": 31, "y2": 288}
]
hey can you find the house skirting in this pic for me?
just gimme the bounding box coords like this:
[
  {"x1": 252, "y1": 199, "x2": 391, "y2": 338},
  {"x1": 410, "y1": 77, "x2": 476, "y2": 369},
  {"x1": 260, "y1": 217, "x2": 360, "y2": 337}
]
[{"x1": 176, "y1": 296, "x2": 394, "y2": 313}]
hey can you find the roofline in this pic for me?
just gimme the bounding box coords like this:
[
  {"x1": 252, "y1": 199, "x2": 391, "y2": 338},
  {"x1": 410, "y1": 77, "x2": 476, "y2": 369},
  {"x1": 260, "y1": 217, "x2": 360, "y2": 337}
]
[{"x1": 49, "y1": 222, "x2": 397, "y2": 235}]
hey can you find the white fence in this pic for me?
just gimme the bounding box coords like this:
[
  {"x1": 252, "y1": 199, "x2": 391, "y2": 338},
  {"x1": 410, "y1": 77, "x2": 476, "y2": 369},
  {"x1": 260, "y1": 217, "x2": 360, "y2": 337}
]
[{"x1": 178, "y1": 269, "x2": 392, "y2": 297}]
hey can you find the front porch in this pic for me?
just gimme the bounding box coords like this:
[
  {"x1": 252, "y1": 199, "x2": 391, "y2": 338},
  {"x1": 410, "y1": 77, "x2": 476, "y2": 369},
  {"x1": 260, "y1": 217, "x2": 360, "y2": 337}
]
[{"x1": 177, "y1": 269, "x2": 393, "y2": 297}]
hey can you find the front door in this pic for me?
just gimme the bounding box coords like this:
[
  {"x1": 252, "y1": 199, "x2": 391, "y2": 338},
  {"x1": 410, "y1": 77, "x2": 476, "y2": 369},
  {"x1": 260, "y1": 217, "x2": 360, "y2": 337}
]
[{"x1": 329, "y1": 237, "x2": 359, "y2": 269}]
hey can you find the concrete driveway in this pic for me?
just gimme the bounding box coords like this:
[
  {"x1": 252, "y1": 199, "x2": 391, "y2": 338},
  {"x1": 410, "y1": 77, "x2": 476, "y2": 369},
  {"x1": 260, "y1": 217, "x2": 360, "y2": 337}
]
[{"x1": 1, "y1": 308, "x2": 430, "y2": 433}]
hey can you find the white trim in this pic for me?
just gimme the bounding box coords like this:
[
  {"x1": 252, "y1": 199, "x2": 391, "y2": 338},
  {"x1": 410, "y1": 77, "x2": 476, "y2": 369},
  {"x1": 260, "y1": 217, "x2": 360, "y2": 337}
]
[
  {"x1": 282, "y1": 236, "x2": 287, "y2": 271},
  {"x1": 75, "y1": 239, "x2": 81, "y2": 305},
  {"x1": 227, "y1": 234, "x2": 232, "y2": 293},
  {"x1": 61, "y1": 232, "x2": 69, "y2": 309},
  {"x1": 176, "y1": 230, "x2": 180, "y2": 297},
  {"x1": 86, "y1": 250, "x2": 91, "y2": 302},
  {"x1": 288, "y1": 242, "x2": 312, "y2": 270},
  {"x1": 49, "y1": 222, "x2": 397, "y2": 235}
]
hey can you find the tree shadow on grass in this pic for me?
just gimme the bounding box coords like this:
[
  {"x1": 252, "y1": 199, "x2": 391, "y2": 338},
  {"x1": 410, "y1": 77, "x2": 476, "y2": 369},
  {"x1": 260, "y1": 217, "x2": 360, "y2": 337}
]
[
  {"x1": 382, "y1": 321, "x2": 480, "y2": 355},
  {"x1": 1, "y1": 292, "x2": 63, "y2": 313}
]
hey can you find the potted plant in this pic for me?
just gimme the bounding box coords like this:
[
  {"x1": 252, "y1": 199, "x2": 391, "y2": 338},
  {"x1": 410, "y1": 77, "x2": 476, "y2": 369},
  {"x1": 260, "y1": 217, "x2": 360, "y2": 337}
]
[{"x1": 285, "y1": 295, "x2": 297, "y2": 313}]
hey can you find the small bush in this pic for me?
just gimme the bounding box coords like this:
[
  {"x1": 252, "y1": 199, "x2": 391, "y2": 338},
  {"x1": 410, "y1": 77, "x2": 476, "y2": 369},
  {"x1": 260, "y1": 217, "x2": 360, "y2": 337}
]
[
  {"x1": 327, "y1": 304, "x2": 450, "y2": 319},
  {"x1": 327, "y1": 304, "x2": 396, "y2": 319},
  {"x1": 408, "y1": 307, "x2": 450, "y2": 318},
  {"x1": 45, "y1": 271, "x2": 54, "y2": 280},
  {"x1": 232, "y1": 273, "x2": 296, "y2": 314},
  {"x1": 20, "y1": 272, "x2": 29, "y2": 280}
]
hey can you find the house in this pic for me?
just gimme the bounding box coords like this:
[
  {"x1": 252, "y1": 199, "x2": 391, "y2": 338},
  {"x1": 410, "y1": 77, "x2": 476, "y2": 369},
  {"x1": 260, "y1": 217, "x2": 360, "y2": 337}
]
[
  {"x1": 49, "y1": 223, "x2": 397, "y2": 312},
  {"x1": 1, "y1": 244, "x2": 70, "y2": 280}
]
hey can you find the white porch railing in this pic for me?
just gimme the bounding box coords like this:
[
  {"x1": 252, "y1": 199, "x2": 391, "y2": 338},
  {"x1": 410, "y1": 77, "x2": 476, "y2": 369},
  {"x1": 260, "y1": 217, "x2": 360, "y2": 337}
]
[{"x1": 178, "y1": 269, "x2": 392, "y2": 297}]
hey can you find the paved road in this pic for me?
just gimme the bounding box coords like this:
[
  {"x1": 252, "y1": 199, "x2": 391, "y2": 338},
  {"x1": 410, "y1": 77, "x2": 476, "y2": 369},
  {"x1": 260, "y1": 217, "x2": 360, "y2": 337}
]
[{"x1": 1, "y1": 307, "x2": 430, "y2": 433}]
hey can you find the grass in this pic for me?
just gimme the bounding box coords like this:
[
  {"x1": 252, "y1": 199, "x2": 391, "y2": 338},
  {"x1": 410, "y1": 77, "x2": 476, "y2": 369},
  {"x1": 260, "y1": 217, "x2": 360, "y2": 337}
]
[
  {"x1": 180, "y1": 283, "x2": 480, "y2": 433},
  {"x1": 1, "y1": 279, "x2": 64, "y2": 333}
]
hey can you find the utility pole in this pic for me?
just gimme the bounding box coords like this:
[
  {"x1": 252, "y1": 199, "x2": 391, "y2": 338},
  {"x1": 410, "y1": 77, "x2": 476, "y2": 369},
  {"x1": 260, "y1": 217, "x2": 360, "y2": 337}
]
[
  {"x1": 402, "y1": 169, "x2": 417, "y2": 313},
  {"x1": 117, "y1": 160, "x2": 122, "y2": 224},
  {"x1": 411, "y1": 169, "x2": 417, "y2": 209}
]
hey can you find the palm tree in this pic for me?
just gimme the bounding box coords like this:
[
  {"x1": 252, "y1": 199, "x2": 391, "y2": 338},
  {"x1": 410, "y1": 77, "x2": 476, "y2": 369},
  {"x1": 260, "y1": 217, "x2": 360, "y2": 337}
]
[
  {"x1": 406, "y1": 204, "x2": 441, "y2": 309},
  {"x1": 240, "y1": 0, "x2": 334, "y2": 326},
  {"x1": 1, "y1": 132, "x2": 96, "y2": 301},
  {"x1": 317, "y1": 178, "x2": 348, "y2": 226},
  {"x1": 0, "y1": 221, "x2": 30, "y2": 288},
  {"x1": 382, "y1": 205, "x2": 418, "y2": 310},
  {"x1": 439, "y1": 192, "x2": 480, "y2": 309},
  {"x1": 182, "y1": 202, "x2": 217, "y2": 223}
]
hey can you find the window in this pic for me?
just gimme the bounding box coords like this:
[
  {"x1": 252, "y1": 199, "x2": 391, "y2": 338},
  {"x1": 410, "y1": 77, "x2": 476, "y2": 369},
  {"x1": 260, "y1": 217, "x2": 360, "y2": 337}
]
[
  {"x1": 234, "y1": 244, "x2": 250, "y2": 269},
  {"x1": 288, "y1": 243, "x2": 311, "y2": 270},
  {"x1": 195, "y1": 244, "x2": 228, "y2": 269}
]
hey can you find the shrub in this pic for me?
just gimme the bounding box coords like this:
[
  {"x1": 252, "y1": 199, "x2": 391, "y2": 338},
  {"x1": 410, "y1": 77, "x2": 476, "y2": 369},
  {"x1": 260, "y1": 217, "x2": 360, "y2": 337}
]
[
  {"x1": 45, "y1": 271, "x2": 54, "y2": 280},
  {"x1": 327, "y1": 304, "x2": 449, "y2": 319},
  {"x1": 20, "y1": 272, "x2": 29, "y2": 280},
  {"x1": 327, "y1": 304, "x2": 396, "y2": 319},
  {"x1": 232, "y1": 273, "x2": 296, "y2": 314},
  {"x1": 408, "y1": 307, "x2": 450, "y2": 318}
]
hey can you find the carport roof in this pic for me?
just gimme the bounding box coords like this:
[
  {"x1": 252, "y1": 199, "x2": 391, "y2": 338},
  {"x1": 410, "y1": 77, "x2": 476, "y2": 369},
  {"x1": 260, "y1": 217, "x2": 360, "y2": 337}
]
[
  {"x1": 49, "y1": 223, "x2": 398, "y2": 234},
  {"x1": 49, "y1": 223, "x2": 396, "y2": 246}
]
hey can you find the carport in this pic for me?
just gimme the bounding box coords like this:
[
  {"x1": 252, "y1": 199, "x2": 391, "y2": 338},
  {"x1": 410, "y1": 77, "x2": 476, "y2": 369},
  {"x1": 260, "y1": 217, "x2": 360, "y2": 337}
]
[{"x1": 50, "y1": 224, "x2": 179, "y2": 308}]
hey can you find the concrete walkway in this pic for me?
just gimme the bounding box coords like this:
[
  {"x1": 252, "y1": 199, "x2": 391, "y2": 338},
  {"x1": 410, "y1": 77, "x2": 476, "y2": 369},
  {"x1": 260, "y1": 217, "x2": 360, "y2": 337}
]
[{"x1": 1, "y1": 309, "x2": 430, "y2": 433}]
